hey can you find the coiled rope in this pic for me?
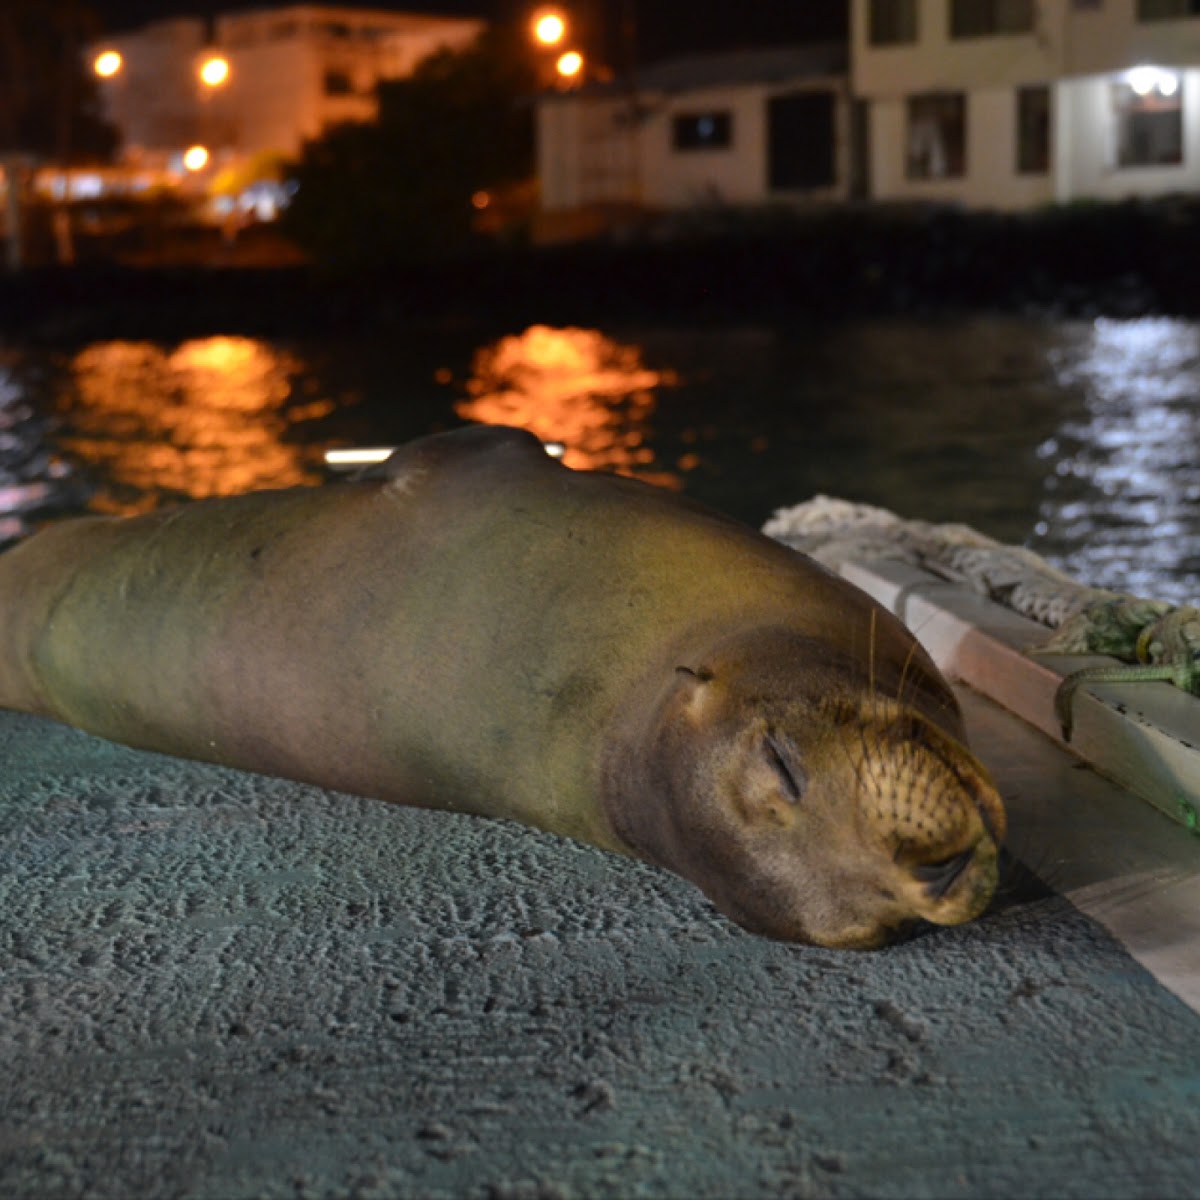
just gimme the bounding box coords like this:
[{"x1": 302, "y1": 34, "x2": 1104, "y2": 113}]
[{"x1": 764, "y1": 497, "x2": 1199, "y2": 739}]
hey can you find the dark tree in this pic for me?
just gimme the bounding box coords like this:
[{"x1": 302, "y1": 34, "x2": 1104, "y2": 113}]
[
  {"x1": 282, "y1": 28, "x2": 537, "y2": 267},
  {"x1": 0, "y1": 0, "x2": 118, "y2": 161}
]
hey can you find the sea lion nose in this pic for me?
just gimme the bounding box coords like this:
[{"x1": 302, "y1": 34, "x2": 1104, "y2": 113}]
[
  {"x1": 912, "y1": 847, "x2": 976, "y2": 900},
  {"x1": 975, "y1": 784, "x2": 1007, "y2": 846}
]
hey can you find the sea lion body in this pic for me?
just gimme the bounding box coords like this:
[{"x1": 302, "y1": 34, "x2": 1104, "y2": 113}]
[{"x1": 0, "y1": 426, "x2": 1005, "y2": 947}]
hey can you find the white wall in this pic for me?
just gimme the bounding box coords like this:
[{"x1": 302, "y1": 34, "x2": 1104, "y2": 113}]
[
  {"x1": 855, "y1": 0, "x2": 1200, "y2": 209},
  {"x1": 855, "y1": 0, "x2": 1200, "y2": 91},
  {"x1": 537, "y1": 97, "x2": 638, "y2": 210},
  {"x1": 210, "y1": 11, "x2": 483, "y2": 157},
  {"x1": 852, "y1": 0, "x2": 1058, "y2": 97},
  {"x1": 868, "y1": 87, "x2": 1053, "y2": 209},
  {"x1": 94, "y1": 18, "x2": 209, "y2": 156},
  {"x1": 1068, "y1": 2, "x2": 1200, "y2": 76},
  {"x1": 1056, "y1": 70, "x2": 1200, "y2": 202},
  {"x1": 639, "y1": 85, "x2": 770, "y2": 207},
  {"x1": 92, "y1": 7, "x2": 484, "y2": 164},
  {"x1": 539, "y1": 77, "x2": 851, "y2": 213}
]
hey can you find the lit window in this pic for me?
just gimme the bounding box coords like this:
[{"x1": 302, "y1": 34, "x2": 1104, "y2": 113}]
[
  {"x1": 869, "y1": 0, "x2": 918, "y2": 45},
  {"x1": 673, "y1": 112, "x2": 732, "y2": 151},
  {"x1": 1113, "y1": 74, "x2": 1183, "y2": 167},
  {"x1": 906, "y1": 93, "x2": 966, "y2": 179},
  {"x1": 1138, "y1": 0, "x2": 1200, "y2": 18},
  {"x1": 950, "y1": 0, "x2": 1034, "y2": 38},
  {"x1": 1016, "y1": 85, "x2": 1051, "y2": 174}
]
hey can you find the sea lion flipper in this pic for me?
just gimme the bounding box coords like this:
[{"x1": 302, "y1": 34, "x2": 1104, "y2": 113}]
[{"x1": 358, "y1": 425, "x2": 553, "y2": 486}]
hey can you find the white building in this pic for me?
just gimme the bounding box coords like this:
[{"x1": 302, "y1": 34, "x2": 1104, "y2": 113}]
[
  {"x1": 853, "y1": 0, "x2": 1200, "y2": 209},
  {"x1": 91, "y1": 5, "x2": 483, "y2": 177},
  {"x1": 536, "y1": 45, "x2": 854, "y2": 227}
]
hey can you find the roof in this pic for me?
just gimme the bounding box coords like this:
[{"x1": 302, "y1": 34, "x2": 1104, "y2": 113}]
[
  {"x1": 553, "y1": 43, "x2": 847, "y2": 100},
  {"x1": 633, "y1": 43, "x2": 847, "y2": 91}
]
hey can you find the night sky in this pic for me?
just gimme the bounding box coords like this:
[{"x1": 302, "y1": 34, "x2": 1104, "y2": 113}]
[{"x1": 90, "y1": 1, "x2": 849, "y2": 65}]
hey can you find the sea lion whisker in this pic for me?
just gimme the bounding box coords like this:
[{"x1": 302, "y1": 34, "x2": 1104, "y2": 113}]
[
  {"x1": 895, "y1": 636, "x2": 921, "y2": 709},
  {"x1": 868, "y1": 608, "x2": 877, "y2": 710},
  {"x1": 849, "y1": 721, "x2": 884, "y2": 801}
]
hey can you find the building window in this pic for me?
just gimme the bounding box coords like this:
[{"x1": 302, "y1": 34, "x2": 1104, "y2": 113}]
[
  {"x1": 672, "y1": 112, "x2": 732, "y2": 151},
  {"x1": 323, "y1": 69, "x2": 354, "y2": 96},
  {"x1": 768, "y1": 91, "x2": 836, "y2": 190},
  {"x1": 1113, "y1": 74, "x2": 1183, "y2": 166},
  {"x1": 950, "y1": 0, "x2": 1035, "y2": 37},
  {"x1": 906, "y1": 93, "x2": 966, "y2": 179},
  {"x1": 1138, "y1": 0, "x2": 1200, "y2": 18},
  {"x1": 1017, "y1": 85, "x2": 1051, "y2": 173},
  {"x1": 868, "y1": 0, "x2": 918, "y2": 44}
]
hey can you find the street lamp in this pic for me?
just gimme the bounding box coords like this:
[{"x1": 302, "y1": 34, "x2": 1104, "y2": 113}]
[
  {"x1": 198, "y1": 54, "x2": 230, "y2": 88},
  {"x1": 556, "y1": 51, "x2": 584, "y2": 83},
  {"x1": 193, "y1": 52, "x2": 232, "y2": 182},
  {"x1": 532, "y1": 9, "x2": 566, "y2": 47},
  {"x1": 94, "y1": 50, "x2": 122, "y2": 78}
]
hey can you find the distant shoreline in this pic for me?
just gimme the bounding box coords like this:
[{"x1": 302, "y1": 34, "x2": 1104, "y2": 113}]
[{"x1": 4, "y1": 199, "x2": 1200, "y2": 343}]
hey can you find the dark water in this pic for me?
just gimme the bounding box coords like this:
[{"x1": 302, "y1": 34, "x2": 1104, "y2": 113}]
[{"x1": 1, "y1": 315, "x2": 1196, "y2": 604}]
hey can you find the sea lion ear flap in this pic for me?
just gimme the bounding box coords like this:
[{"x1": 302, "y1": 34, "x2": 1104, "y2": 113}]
[
  {"x1": 674, "y1": 665, "x2": 718, "y2": 723},
  {"x1": 731, "y1": 732, "x2": 808, "y2": 830}
]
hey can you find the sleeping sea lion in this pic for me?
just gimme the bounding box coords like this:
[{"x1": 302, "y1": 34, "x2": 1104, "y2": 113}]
[{"x1": 0, "y1": 425, "x2": 1005, "y2": 948}]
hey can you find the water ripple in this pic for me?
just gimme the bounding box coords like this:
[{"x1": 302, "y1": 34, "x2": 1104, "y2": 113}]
[{"x1": 1034, "y1": 317, "x2": 1200, "y2": 603}]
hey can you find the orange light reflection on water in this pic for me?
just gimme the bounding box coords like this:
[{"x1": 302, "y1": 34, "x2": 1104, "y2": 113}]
[
  {"x1": 61, "y1": 337, "x2": 327, "y2": 513},
  {"x1": 454, "y1": 325, "x2": 681, "y2": 485}
]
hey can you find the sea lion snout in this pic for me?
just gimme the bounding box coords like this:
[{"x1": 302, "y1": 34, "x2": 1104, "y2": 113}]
[{"x1": 849, "y1": 707, "x2": 1006, "y2": 933}]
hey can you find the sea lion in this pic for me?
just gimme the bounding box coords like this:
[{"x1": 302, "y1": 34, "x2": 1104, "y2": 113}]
[{"x1": 0, "y1": 425, "x2": 1005, "y2": 948}]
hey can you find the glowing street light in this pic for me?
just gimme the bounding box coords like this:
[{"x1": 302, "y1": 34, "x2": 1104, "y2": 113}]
[
  {"x1": 1128, "y1": 65, "x2": 1157, "y2": 96},
  {"x1": 532, "y1": 9, "x2": 566, "y2": 47},
  {"x1": 93, "y1": 49, "x2": 122, "y2": 78},
  {"x1": 183, "y1": 144, "x2": 210, "y2": 172},
  {"x1": 1125, "y1": 64, "x2": 1179, "y2": 97},
  {"x1": 556, "y1": 50, "x2": 584, "y2": 82},
  {"x1": 198, "y1": 54, "x2": 230, "y2": 88}
]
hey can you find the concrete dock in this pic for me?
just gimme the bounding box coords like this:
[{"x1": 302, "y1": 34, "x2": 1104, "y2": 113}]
[{"x1": 3, "y1": 675, "x2": 1200, "y2": 1198}]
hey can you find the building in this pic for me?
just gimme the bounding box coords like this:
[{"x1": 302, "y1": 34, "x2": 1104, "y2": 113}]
[
  {"x1": 536, "y1": 2, "x2": 1200, "y2": 226},
  {"x1": 535, "y1": 44, "x2": 854, "y2": 232},
  {"x1": 853, "y1": 0, "x2": 1200, "y2": 209},
  {"x1": 90, "y1": 5, "x2": 484, "y2": 180}
]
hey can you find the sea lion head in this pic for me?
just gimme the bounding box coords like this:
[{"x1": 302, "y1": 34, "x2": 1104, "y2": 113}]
[{"x1": 605, "y1": 627, "x2": 1006, "y2": 950}]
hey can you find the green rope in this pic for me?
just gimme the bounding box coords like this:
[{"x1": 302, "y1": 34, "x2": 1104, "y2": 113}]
[
  {"x1": 1054, "y1": 662, "x2": 1199, "y2": 743},
  {"x1": 1041, "y1": 602, "x2": 1200, "y2": 741}
]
